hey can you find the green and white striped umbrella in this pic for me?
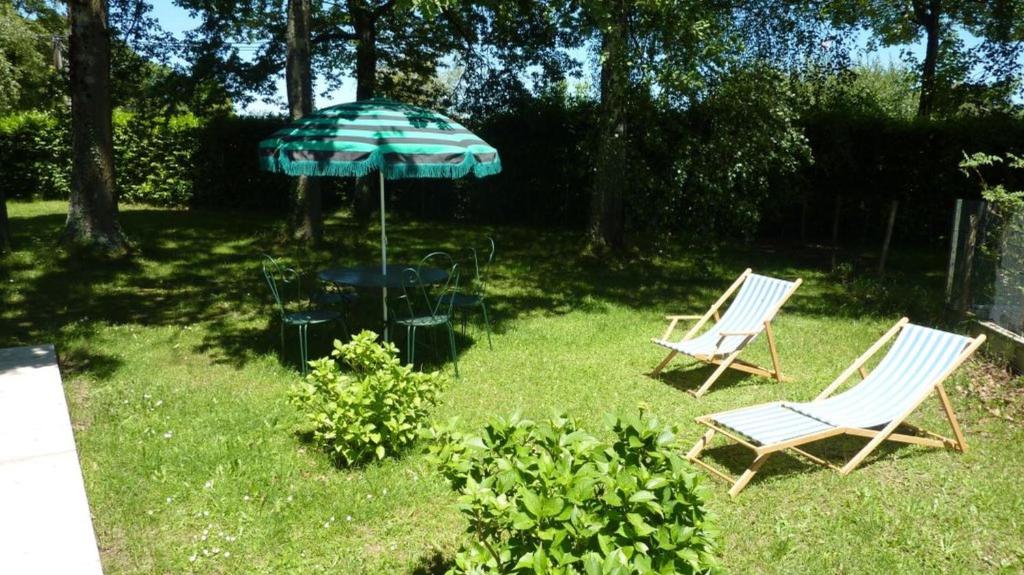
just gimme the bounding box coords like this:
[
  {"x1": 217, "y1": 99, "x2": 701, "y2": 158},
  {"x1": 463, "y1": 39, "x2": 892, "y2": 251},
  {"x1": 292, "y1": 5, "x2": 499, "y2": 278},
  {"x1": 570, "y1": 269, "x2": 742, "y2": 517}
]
[
  {"x1": 258, "y1": 98, "x2": 501, "y2": 339},
  {"x1": 258, "y1": 98, "x2": 501, "y2": 178}
]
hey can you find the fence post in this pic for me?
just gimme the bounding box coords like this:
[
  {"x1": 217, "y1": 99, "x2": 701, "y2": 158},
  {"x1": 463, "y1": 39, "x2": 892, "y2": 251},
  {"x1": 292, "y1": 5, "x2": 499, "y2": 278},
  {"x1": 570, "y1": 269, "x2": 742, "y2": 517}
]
[
  {"x1": 878, "y1": 199, "x2": 898, "y2": 276},
  {"x1": 945, "y1": 199, "x2": 962, "y2": 304}
]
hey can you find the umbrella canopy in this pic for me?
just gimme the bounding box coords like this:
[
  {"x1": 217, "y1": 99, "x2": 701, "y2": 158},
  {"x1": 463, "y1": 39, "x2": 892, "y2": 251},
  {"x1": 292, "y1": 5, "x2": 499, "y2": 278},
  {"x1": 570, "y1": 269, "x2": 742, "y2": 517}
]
[
  {"x1": 258, "y1": 98, "x2": 501, "y2": 342},
  {"x1": 258, "y1": 98, "x2": 501, "y2": 179}
]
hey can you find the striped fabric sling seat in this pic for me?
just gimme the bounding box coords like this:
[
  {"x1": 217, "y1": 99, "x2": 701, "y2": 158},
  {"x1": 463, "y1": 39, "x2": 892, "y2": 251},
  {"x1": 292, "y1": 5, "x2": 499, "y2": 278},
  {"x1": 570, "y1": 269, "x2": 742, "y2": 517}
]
[
  {"x1": 687, "y1": 318, "x2": 986, "y2": 497},
  {"x1": 651, "y1": 269, "x2": 802, "y2": 397}
]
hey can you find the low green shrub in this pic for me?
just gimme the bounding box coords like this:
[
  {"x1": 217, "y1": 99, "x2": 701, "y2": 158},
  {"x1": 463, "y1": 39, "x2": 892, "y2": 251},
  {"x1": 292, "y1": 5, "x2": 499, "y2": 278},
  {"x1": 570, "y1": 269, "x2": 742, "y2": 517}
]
[
  {"x1": 428, "y1": 412, "x2": 719, "y2": 574},
  {"x1": 0, "y1": 110, "x2": 70, "y2": 199},
  {"x1": 289, "y1": 330, "x2": 448, "y2": 467},
  {"x1": 0, "y1": 110, "x2": 291, "y2": 208},
  {"x1": 113, "y1": 111, "x2": 200, "y2": 207}
]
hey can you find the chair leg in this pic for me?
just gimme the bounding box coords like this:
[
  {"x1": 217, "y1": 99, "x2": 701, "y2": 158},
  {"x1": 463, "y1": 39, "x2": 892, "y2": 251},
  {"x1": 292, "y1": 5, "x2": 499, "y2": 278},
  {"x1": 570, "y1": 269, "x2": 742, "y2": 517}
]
[
  {"x1": 935, "y1": 383, "x2": 968, "y2": 452},
  {"x1": 686, "y1": 429, "x2": 717, "y2": 459},
  {"x1": 692, "y1": 350, "x2": 742, "y2": 398},
  {"x1": 338, "y1": 315, "x2": 350, "y2": 342},
  {"x1": 764, "y1": 321, "x2": 783, "y2": 381},
  {"x1": 480, "y1": 301, "x2": 492, "y2": 350},
  {"x1": 447, "y1": 322, "x2": 459, "y2": 378},
  {"x1": 729, "y1": 453, "x2": 772, "y2": 497},
  {"x1": 298, "y1": 324, "x2": 309, "y2": 375},
  {"x1": 403, "y1": 325, "x2": 411, "y2": 364},
  {"x1": 840, "y1": 419, "x2": 901, "y2": 475},
  {"x1": 650, "y1": 350, "x2": 678, "y2": 376}
]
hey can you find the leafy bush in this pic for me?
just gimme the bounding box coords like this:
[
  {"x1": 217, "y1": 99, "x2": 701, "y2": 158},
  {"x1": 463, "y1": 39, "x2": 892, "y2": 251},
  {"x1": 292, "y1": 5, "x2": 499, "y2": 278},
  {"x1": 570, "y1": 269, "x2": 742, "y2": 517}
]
[
  {"x1": 289, "y1": 330, "x2": 448, "y2": 467},
  {"x1": 113, "y1": 110, "x2": 200, "y2": 207},
  {"x1": 0, "y1": 110, "x2": 70, "y2": 199},
  {"x1": 0, "y1": 110, "x2": 292, "y2": 208},
  {"x1": 428, "y1": 412, "x2": 719, "y2": 574}
]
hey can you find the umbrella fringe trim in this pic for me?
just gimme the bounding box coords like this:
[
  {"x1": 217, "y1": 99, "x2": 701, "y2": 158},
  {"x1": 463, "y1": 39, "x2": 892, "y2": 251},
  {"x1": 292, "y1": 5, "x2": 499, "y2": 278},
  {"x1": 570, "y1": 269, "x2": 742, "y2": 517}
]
[{"x1": 263, "y1": 148, "x2": 501, "y2": 180}]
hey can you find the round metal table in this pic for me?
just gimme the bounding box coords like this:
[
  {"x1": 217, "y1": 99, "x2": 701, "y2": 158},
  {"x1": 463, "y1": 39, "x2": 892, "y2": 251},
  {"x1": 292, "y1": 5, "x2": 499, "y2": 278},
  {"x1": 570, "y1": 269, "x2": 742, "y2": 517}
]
[{"x1": 318, "y1": 264, "x2": 448, "y2": 289}]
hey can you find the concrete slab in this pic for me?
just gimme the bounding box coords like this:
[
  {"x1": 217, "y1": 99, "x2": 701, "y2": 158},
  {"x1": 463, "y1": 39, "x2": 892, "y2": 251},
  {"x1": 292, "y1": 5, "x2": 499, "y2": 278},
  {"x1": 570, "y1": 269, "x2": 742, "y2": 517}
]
[{"x1": 0, "y1": 345, "x2": 103, "y2": 575}]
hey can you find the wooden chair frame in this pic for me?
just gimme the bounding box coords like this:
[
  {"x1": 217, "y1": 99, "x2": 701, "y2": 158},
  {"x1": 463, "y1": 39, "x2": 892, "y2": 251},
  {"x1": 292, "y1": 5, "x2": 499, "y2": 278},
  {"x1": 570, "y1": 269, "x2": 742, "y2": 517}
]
[
  {"x1": 650, "y1": 269, "x2": 803, "y2": 397},
  {"x1": 686, "y1": 318, "x2": 986, "y2": 497}
]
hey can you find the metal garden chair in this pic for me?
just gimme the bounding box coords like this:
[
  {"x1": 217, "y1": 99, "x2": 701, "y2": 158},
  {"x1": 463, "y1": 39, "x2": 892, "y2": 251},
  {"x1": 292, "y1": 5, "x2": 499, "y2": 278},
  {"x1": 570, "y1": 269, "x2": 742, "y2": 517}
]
[
  {"x1": 392, "y1": 252, "x2": 461, "y2": 377},
  {"x1": 261, "y1": 255, "x2": 344, "y2": 374},
  {"x1": 440, "y1": 237, "x2": 495, "y2": 349}
]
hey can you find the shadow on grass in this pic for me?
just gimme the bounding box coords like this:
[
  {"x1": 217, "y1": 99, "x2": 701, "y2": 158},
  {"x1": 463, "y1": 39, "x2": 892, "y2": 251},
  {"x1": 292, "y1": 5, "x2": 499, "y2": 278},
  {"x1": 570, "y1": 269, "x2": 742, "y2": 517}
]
[
  {"x1": 699, "y1": 430, "x2": 939, "y2": 491},
  {"x1": 57, "y1": 345, "x2": 123, "y2": 381},
  {"x1": 655, "y1": 363, "x2": 764, "y2": 395},
  {"x1": 410, "y1": 550, "x2": 452, "y2": 575},
  {"x1": 3, "y1": 205, "x2": 951, "y2": 374}
]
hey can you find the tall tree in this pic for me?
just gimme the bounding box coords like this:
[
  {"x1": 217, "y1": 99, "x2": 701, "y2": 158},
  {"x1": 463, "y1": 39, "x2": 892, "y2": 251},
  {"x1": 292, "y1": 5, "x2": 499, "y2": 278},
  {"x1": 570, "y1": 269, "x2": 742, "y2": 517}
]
[
  {"x1": 589, "y1": 0, "x2": 628, "y2": 251},
  {"x1": 346, "y1": 0, "x2": 389, "y2": 223},
  {"x1": 0, "y1": 183, "x2": 10, "y2": 252},
  {"x1": 0, "y1": 3, "x2": 62, "y2": 113},
  {"x1": 912, "y1": 0, "x2": 941, "y2": 117},
  {"x1": 828, "y1": 0, "x2": 1024, "y2": 118},
  {"x1": 177, "y1": 0, "x2": 461, "y2": 226},
  {"x1": 63, "y1": 0, "x2": 129, "y2": 255},
  {"x1": 286, "y1": 0, "x2": 322, "y2": 243},
  {"x1": 575, "y1": 0, "x2": 734, "y2": 251}
]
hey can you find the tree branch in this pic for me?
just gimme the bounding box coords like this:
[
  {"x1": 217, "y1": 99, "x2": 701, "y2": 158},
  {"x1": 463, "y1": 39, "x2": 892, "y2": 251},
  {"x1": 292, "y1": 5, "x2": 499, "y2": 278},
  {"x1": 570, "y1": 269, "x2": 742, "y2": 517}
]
[
  {"x1": 372, "y1": 0, "x2": 398, "y2": 20},
  {"x1": 909, "y1": 0, "x2": 927, "y2": 26},
  {"x1": 312, "y1": 28, "x2": 359, "y2": 44}
]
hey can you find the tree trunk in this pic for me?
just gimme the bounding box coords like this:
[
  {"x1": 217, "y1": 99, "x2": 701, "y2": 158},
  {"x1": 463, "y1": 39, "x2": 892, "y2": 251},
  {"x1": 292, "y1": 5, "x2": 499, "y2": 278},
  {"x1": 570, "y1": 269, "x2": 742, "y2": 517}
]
[
  {"x1": 350, "y1": 0, "x2": 378, "y2": 224},
  {"x1": 914, "y1": 0, "x2": 941, "y2": 118},
  {"x1": 830, "y1": 194, "x2": 841, "y2": 269},
  {"x1": 878, "y1": 200, "x2": 899, "y2": 275},
  {"x1": 0, "y1": 184, "x2": 10, "y2": 252},
  {"x1": 589, "y1": 0, "x2": 628, "y2": 253},
  {"x1": 799, "y1": 196, "x2": 808, "y2": 245},
  {"x1": 286, "y1": 0, "x2": 322, "y2": 245},
  {"x1": 63, "y1": 0, "x2": 128, "y2": 256}
]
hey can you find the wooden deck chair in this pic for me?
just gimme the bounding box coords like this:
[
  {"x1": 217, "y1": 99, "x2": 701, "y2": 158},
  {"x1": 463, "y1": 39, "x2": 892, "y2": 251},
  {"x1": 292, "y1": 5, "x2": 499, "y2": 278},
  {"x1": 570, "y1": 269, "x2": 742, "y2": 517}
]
[
  {"x1": 686, "y1": 318, "x2": 986, "y2": 497},
  {"x1": 651, "y1": 269, "x2": 802, "y2": 397}
]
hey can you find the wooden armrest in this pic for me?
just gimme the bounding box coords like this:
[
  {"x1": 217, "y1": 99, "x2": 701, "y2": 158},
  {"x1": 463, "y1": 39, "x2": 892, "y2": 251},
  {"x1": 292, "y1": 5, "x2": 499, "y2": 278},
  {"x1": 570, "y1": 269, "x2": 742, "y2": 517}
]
[
  {"x1": 665, "y1": 315, "x2": 702, "y2": 321},
  {"x1": 719, "y1": 330, "x2": 757, "y2": 337}
]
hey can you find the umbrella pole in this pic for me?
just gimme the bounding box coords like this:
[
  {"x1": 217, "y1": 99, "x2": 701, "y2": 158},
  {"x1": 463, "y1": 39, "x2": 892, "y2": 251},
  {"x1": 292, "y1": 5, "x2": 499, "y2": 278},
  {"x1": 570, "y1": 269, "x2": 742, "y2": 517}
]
[{"x1": 380, "y1": 170, "x2": 388, "y2": 341}]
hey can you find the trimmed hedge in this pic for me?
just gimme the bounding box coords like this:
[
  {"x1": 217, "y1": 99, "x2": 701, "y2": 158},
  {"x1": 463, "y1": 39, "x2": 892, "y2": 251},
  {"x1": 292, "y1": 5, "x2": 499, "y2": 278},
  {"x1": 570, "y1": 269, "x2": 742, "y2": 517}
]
[
  {"x1": 0, "y1": 111, "x2": 70, "y2": 200},
  {"x1": 2, "y1": 106, "x2": 1023, "y2": 248},
  {"x1": 0, "y1": 110, "x2": 293, "y2": 210},
  {"x1": 777, "y1": 112, "x2": 1024, "y2": 247}
]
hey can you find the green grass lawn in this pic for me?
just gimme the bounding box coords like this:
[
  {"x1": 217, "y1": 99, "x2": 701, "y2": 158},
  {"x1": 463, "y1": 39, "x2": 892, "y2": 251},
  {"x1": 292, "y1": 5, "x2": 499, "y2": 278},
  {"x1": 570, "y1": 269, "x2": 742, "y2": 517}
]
[{"x1": 3, "y1": 200, "x2": 1023, "y2": 574}]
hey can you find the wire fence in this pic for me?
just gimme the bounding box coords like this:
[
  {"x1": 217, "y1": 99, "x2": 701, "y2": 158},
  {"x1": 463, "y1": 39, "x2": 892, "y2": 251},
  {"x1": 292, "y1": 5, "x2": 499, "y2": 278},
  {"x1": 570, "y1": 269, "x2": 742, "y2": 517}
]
[{"x1": 947, "y1": 199, "x2": 1024, "y2": 336}]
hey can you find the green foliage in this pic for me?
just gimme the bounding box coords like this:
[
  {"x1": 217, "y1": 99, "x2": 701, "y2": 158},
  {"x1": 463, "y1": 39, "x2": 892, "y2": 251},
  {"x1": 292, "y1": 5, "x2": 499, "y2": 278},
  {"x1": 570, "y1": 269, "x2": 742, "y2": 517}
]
[
  {"x1": 113, "y1": 111, "x2": 201, "y2": 207},
  {"x1": 0, "y1": 110, "x2": 70, "y2": 199},
  {"x1": 798, "y1": 62, "x2": 919, "y2": 120},
  {"x1": 674, "y1": 66, "x2": 811, "y2": 242},
  {"x1": 959, "y1": 151, "x2": 1024, "y2": 216},
  {"x1": 0, "y1": 4, "x2": 60, "y2": 114},
  {"x1": 428, "y1": 412, "x2": 719, "y2": 574},
  {"x1": 959, "y1": 151, "x2": 1024, "y2": 327},
  {"x1": 0, "y1": 110, "x2": 290, "y2": 208},
  {"x1": 289, "y1": 330, "x2": 448, "y2": 467},
  {"x1": 792, "y1": 113, "x2": 1024, "y2": 246},
  {"x1": 824, "y1": 0, "x2": 1024, "y2": 115}
]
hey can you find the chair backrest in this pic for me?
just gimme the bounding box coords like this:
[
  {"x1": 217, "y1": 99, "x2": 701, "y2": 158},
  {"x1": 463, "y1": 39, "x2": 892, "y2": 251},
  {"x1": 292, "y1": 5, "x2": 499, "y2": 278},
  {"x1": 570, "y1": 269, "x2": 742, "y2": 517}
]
[
  {"x1": 715, "y1": 273, "x2": 798, "y2": 335},
  {"x1": 466, "y1": 237, "x2": 495, "y2": 296},
  {"x1": 261, "y1": 254, "x2": 299, "y2": 318},
  {"x1": 399, "y1": 251, "x2": 460, "y2": 318},
  {"x1": 803, "y1": 324, "x2": 973, "y2": 428}
]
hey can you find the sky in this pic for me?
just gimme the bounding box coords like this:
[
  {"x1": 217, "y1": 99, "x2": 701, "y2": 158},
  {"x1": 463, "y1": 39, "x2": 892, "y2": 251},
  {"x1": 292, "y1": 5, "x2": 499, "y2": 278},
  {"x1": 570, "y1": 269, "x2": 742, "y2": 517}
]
[
  {"x1": 151, "y1": 2, "x2": 356, "y2": 114},
  {"x1": 149, "y1": 2, "x2": 968, "y2": 116}
]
